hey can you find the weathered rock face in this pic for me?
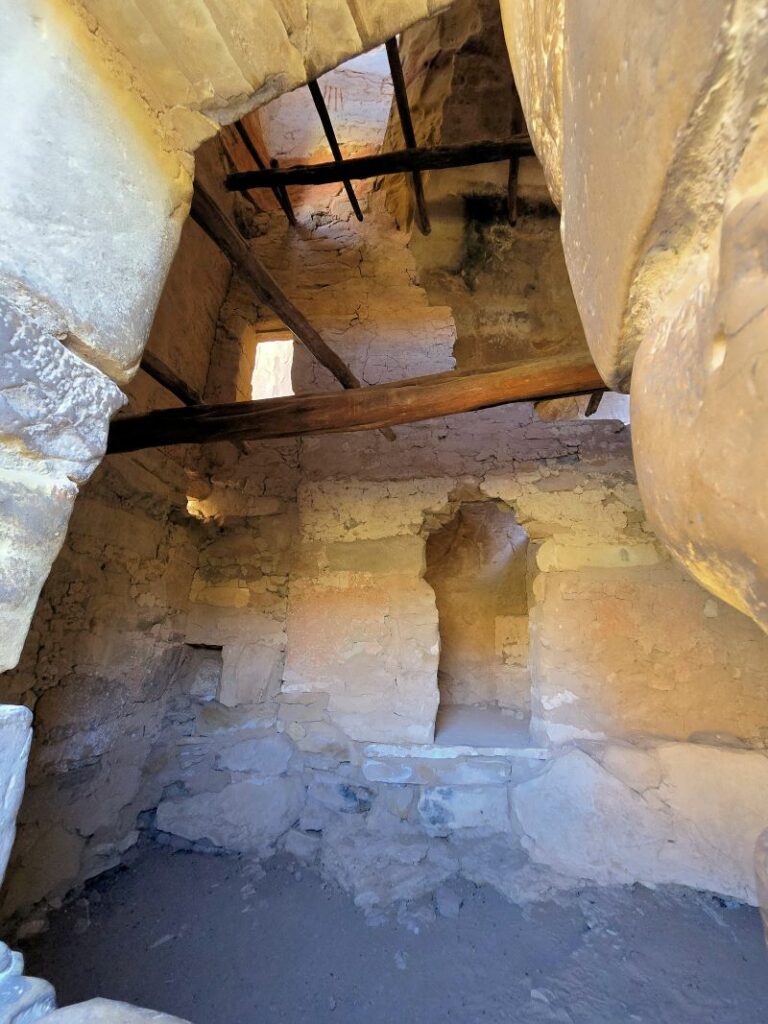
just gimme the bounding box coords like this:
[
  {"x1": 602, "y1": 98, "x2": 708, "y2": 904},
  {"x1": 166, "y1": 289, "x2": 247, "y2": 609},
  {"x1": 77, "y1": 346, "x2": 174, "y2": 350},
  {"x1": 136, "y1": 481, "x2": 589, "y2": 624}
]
[
  {"x1": 501, "y1": 0, "x2": 768, "y2": 631},
  {"x1": 514, "y1": 743, "x2": 768, "y2": 902},
  {"x1": 499, "y1": 0, "x2": 563, "y2": 208},
  {"x1": 0, "y1": 707, "x2": 32, "y2": 889}
]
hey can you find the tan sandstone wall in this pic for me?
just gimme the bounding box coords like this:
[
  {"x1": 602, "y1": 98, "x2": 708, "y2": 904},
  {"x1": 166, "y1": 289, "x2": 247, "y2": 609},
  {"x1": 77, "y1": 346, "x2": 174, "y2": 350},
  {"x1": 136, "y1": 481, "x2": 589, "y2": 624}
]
[
  {"x1": 4, "y1": 2, "x2": 768, "y2": 922},
  {"x1": 142, "y1": 48, "x2": 768, "y2": 909}
]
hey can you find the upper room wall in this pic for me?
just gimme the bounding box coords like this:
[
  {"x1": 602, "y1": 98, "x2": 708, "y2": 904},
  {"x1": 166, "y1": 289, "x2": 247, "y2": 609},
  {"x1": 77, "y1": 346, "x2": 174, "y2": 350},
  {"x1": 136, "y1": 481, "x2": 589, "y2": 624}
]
[
  {"x1": 0, "y1": 0, "x2": 455, "y2": 674},
  {"x1": 382, "y1": 0, "x2": 589, "y2": 372}
]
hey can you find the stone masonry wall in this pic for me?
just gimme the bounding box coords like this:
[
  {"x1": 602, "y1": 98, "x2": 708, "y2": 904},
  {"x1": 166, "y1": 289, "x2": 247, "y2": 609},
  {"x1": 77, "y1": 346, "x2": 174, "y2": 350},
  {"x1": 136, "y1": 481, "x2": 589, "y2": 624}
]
[
  {"x1": 0, "y1": 220, "x2": 231, "y2": 923},
  {"x1": 138, "y1": 77, "x2": 768, "y2": 910},
  {"x1": 1, "y1": 0, "x2": 452, "y2": 675},
  {"x1": 3, "y1": 5, "x2": 768, "y2": 927}
]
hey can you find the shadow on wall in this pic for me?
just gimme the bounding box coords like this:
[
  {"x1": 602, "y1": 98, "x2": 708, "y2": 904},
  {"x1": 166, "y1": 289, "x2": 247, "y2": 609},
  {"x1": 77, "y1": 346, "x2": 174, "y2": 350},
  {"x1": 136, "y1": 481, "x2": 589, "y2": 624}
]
[{"x1": 424, "y1": 500, "x2": 532, "y2": 723}]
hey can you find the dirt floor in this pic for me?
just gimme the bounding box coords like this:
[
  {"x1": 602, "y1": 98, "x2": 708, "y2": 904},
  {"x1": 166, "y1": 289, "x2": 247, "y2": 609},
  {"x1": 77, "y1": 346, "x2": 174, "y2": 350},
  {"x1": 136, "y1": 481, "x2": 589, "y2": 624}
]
[{"x1": 18, "y1": 844, "x2": 768, "y2": 1024}]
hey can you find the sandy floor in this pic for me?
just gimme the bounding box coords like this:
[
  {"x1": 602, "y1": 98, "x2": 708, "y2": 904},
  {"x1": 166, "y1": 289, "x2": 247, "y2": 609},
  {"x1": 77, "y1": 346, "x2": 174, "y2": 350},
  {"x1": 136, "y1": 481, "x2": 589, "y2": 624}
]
[{"x1": 19, "y1": 844, "x2": 768, "y2": 1024}]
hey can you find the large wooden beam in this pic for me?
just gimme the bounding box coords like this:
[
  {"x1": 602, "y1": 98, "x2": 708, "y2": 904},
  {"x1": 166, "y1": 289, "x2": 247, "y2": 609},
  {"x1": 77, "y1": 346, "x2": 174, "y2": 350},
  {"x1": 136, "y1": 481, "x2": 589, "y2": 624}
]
[
  {"x1": 385, "y1": 37, "x2": 430, "y2": 235},
  {"x1": 108, "y1": 356, "x2": 605, "y2": 454},
  {"x1": 191, "y1": 182, "x2": 359, "y2": 391},
  {"x1": 225, "y1": 138, "x2": 534, "y2": 192}
]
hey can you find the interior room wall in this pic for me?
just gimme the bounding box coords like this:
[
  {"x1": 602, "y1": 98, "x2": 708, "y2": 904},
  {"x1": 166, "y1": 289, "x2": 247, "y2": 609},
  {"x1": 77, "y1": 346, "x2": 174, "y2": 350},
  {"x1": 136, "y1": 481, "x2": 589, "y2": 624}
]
[{"x1": 2, "y1": 0, "x2": 767, "y2": 930}]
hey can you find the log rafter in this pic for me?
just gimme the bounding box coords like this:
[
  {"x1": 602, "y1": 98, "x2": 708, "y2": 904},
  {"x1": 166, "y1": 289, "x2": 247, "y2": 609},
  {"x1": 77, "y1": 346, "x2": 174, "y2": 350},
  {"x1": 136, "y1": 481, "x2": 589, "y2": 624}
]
[
  {"x1": 225, "y1": 138, "x2": 534, "y2": 192},
  {"x1": 189, "y1": 181, "x2": 396, "y2": 442},
  {"x1": 108, "y1": 356, "x2": 606, "y2": 453},
  {"x1": 191, "y1": 182, "x2": 359, "y2": 390}
]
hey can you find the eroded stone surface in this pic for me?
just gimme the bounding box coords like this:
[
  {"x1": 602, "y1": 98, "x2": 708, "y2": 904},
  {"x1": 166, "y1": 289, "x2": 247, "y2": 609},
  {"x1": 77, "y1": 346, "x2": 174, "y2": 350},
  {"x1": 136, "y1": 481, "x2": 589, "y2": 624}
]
[
  {"x1": 504, "y1": 0, "x2": 768, "y2": 630},
  {"x1": 41, "y1": 999, "x2": 190, "y2": 1023}
]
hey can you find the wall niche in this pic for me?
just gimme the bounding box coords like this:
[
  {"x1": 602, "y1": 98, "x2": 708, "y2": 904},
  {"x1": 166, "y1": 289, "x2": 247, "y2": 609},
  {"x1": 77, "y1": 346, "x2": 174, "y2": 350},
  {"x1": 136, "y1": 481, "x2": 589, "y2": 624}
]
[{"x1": 425, "y1": 501, "x2": 532, "y2": 745}]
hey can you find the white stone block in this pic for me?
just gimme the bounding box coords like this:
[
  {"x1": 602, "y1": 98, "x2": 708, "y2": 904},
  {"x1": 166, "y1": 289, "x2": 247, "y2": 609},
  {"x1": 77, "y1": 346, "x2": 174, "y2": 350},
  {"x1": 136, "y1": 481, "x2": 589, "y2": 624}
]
[
  {"x1": 156, "y1": 776, "x2": 305, "y2": 856},
  {"x1": 418, "y1": 786, "x2": 511, "y2": 835},
  {"x1": 40, "y1": 998, "x2": 190, "y2": 1023},
  {"x1": 0, "y1": 706, "x2": 32, "y2": 888},
  {"x1": 513, "y1": 743, "x2": 768, "y2": 903}
]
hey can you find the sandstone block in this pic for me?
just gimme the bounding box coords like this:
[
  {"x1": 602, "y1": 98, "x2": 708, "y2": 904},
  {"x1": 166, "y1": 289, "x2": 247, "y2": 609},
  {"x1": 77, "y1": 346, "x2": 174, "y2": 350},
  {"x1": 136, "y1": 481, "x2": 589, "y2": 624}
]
[
  {"x1": 513, "y1": 743, "x2": 768, "y2": 903},
  {"x1": 216, "y1": 734, "x2": 293, "y2": 776},
  {"x1": 418, "y1": 786, "x2": 511, "y2": 836},
  {"x1": 155, "y1": 777, "x2": 305, "y2": 856}
]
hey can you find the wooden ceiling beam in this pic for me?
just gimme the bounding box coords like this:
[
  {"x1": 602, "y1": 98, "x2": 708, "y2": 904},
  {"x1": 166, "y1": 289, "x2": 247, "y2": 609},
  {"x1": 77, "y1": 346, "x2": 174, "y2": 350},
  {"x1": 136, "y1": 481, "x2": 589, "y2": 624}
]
[
  {"x1": 224, "y1": 137, "x2": 534, "y2": 192},
  {"x1": 232, "y1": 120, "x2": 296, "y2": 225},
  {"x1": 191, "y1": 182, "x2": 358, "y2": 392},
  {"x1": 107, "y1": 355, "x2": 606, "y2": 454},
  {"x1": 307, "y1": 80, "x2": 364, "y2": 221}
]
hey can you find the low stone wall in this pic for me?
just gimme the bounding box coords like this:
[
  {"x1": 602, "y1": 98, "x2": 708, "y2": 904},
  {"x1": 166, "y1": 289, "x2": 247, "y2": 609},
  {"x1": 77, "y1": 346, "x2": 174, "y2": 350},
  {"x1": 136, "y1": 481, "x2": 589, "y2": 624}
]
[{"x1": 151, "y1": 698, "x2": 768, "y2": 908}]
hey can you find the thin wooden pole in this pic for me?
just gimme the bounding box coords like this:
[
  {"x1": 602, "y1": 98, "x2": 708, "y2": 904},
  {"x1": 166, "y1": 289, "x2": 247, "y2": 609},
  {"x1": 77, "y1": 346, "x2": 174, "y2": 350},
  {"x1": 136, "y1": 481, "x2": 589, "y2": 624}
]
[
  {"x1": 107, "y1": 356, "x2": 606, "y2": 453},
  {"x1": 385, "y1": 37, "x2": 430, "y2": 235},
  {"x1": 307, "y1": 80, "x2": 364, "y2": 221},
  {"x1": 224, "y1": 138, "x2": 533, "y2": 191},
  {"x1": 584, "y1": 390, "x2": 606, "y2": 417},
  {"x1": 233, "y1": 121, "x2": 296, "y2": 226}
]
